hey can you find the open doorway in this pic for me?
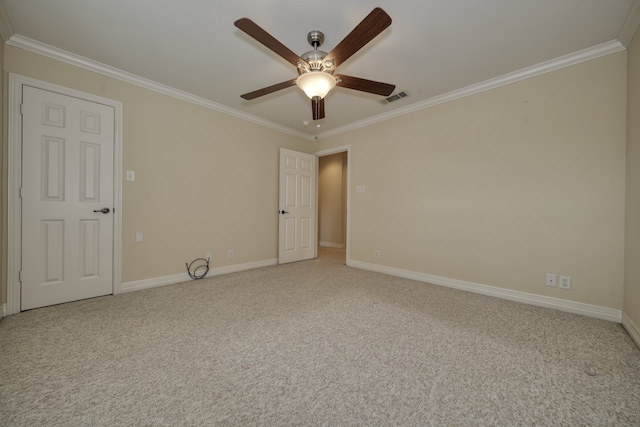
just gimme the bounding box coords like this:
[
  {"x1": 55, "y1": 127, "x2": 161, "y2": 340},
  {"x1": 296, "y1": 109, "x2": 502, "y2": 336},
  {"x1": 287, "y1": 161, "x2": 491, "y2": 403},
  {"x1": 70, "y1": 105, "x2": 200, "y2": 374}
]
[{"x1": 317, "y1": 148, "x2": 349, "y2": 264}]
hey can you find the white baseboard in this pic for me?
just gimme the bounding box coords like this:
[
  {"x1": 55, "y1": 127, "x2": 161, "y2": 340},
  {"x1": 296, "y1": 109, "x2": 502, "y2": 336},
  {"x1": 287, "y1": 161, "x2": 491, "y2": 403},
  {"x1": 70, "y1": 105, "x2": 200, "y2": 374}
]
[
  {"x1": 622, "y1": 312, "x2": 640, "y2": 349},
  {"x1": 319, "y1": 241, "x2": 345, "y2": 249},
  {"x1": 120, "y1": 258, "x2": 278, "y2": 293},
  {"x1": 347, "y1": 259, "x2": 622, "y2": 323}
]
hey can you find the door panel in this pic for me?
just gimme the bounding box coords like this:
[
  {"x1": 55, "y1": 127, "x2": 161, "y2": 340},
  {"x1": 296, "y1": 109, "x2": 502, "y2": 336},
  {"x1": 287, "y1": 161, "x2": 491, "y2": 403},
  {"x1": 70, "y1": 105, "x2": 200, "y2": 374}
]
[
  {"x1": 79, "y1": 219, "x2": 100, "y2": 278},
  {"x1": 42, "y1": 220, "x2": 64, "y2": 283},
  {"x1": 21, "y1": 85, "x2": 115, "y2": 310},
  {"x1": 278, "y1": 148, "x2": 316, "y2": 264}
]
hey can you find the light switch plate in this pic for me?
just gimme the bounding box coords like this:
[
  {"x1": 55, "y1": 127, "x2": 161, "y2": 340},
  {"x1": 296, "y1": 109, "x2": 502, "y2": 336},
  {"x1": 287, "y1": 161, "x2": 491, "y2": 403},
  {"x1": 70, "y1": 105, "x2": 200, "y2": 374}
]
[{"x1": 126, "y1": 170, "x2": 136, "y2": 182}]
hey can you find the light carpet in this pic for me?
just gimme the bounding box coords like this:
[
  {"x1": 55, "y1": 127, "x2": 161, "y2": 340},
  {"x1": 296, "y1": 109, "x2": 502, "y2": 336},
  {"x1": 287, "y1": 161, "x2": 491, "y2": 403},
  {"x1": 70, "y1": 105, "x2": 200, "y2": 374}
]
[{"x1": 1, "y1": 248, "x2": 639, "y2": 426}]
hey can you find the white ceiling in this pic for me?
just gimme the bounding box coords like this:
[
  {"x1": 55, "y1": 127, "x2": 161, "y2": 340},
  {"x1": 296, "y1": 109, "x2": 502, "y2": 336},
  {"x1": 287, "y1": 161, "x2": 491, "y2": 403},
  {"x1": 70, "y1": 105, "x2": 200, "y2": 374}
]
[{"x1": 2, "y1": 0, "x2": 638, "y2": 139}]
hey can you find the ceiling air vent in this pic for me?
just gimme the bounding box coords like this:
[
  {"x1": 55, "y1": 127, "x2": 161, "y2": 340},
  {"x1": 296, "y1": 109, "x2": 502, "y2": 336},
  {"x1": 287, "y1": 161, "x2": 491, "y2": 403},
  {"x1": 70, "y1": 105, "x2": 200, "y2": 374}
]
[{"x1": 381, "y1": 90, "x2": 409, "y2": 105}]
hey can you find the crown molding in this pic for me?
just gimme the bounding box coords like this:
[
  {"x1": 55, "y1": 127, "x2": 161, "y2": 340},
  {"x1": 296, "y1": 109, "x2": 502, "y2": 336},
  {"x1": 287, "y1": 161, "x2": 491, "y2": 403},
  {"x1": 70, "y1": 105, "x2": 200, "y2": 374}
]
[
  {"x1": 619, "y1": 0, "x2": 640, "y2": 47},
  {"x1": 0, "y1": 0, "x2": 14, "y2": 43},
  {"x1": 6, "y1": 34, "x2": 624, "y2": 143},
  {"x1": 6, "y1": 34, "x2": 316, "y2": 141},
  {"x1": 316, "y1": 40, "x2": 625, "y2": 140}
]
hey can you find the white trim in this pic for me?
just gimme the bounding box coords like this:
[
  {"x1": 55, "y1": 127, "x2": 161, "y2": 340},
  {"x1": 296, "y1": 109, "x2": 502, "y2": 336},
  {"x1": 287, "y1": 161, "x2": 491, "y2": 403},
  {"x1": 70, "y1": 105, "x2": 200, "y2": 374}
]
[
  {"x1": 316, "y1": 40, "x2": 625, "y2": 140},
  {"x1": 319, "y1": 242, "x2": 345, "y2": 249},
  {"x1": 7, "y1": 74, "x2": 23, "y2": 314},
  {"x1": 314, "y1": 145, "x2": 352, "y2": 262},
  {"x1": 622, "y1": 312, "x2": 640, "y2": 349},
  {"x1": 121, "y1": 258, "x2": 277, "y2": 293},
  {"x1": 619, "y1": 0, "x2": 640, "y2": 47},
  {"x1": 347, "y1": 259, "x2": 622, "y2": 323},
  {"x1": 6, "y1": 34, "x2": 315, "y2": 142},
  {"x1": 7, "y1": 73, "x2": 124, "y2": 315},
  {"x1": 314, "y1": 155, "x2": 319, "y2": 260}
]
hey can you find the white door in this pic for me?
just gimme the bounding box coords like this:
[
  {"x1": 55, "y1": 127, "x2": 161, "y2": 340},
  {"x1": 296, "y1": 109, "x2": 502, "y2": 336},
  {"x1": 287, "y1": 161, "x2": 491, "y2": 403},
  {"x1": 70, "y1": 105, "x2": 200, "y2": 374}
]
[
  {"x1": 21, "y1": 85, "x2": 115, "y2": 310},
  {"x1": 279, "y1": 148, "x2": 317, "y2": 264}
]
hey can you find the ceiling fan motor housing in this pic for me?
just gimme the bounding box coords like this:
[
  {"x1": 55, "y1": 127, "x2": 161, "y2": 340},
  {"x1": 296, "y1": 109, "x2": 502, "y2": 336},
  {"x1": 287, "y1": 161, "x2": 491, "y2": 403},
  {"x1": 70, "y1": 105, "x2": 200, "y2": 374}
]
[
  {"x1": 300, "y1": 31, "x2": 335, "y2": 73},
  {"x1": 301, "y1": 50, "x2": 331, "y2": 72}
]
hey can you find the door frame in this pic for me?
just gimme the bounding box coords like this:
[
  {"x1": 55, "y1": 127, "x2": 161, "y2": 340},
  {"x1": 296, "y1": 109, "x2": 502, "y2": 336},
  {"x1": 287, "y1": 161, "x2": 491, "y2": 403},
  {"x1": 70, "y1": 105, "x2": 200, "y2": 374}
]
[
  {"x1": 314, "y1": 144, "x2": 351, "y2": 263},
  {"x1": 7, "y1": 73, "x2": 124, "y2": 315}
]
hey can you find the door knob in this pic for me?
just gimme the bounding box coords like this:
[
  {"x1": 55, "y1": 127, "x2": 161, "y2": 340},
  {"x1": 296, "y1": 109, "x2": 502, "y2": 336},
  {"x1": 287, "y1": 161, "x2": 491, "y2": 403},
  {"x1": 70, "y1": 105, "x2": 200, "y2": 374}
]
[
  {"x1": 280, "y1": 210, "x2": 289, "y2": 214},
  {"x1": 93, "y1": 208, "x2": 111, "y2": 214}
]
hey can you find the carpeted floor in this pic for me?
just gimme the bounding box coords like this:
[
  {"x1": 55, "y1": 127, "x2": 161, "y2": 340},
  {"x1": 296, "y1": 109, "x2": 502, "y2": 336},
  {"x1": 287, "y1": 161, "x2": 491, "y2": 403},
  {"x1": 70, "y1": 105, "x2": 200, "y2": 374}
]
[{"x1": 1, "y1": 247, "x2": 639, "y2": 426}]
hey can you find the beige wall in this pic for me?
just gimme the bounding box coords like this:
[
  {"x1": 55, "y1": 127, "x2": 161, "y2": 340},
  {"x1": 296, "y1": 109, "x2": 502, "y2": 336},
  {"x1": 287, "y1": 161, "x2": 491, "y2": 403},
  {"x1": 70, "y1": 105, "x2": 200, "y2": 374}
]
[
  {"x1": 2, "y1": 45, "x2": 308, "y2": 289},
  {"x1": 0, "y1": 42, "x2": 632, "y2": 315},
  {"x1": 318, "y1": 152, "x2": 346, "y2": 247},
  {"x1": 625, "y1": 27, "x2": 640, "y2": 333},
  {"x1": 315, "y1": 52, "x2": 627, "y2": 310}
]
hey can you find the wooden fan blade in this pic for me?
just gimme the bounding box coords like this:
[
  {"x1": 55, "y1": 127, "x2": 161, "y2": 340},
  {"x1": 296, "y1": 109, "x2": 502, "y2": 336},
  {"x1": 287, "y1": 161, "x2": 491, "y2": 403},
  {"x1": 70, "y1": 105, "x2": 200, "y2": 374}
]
[
  {"x1": 335, "y1": 74, "x2": 395, "y2": 96},
  {"x1": 323, "y1": 8, "x2": 391, "y2": 69},
  {"x1": 235, "y1": 18, "x2": 308, "y2": 68},
  {"x1": 311, "y1": 97, "x2": 325, "y2": 120},
  {"x1": 240, "y1": 79, "x2": 297, "y2": 100}
]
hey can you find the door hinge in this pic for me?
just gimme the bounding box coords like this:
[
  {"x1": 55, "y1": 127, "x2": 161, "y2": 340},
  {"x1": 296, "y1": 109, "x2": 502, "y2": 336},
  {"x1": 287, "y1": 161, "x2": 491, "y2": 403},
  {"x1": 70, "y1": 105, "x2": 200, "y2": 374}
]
[
  {"x1": 18, "y1": 270, "x2": 22, "y2": 282},
  {"x1": 20, "y1": 103, "x2": 24, "y2": 115},
  {"x1": 19, "y1": 187, "x2": 23, "y2": 199}
]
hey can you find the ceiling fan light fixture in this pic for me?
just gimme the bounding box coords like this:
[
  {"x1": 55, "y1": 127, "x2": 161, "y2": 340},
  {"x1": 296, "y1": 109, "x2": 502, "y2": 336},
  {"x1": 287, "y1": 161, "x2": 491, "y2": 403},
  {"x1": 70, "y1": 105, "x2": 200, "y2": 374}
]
[
  {"x1": 296, "y1": 71, "x2": 336, "y2": 99},
  {"x1": 235, "y1": 8, "x2": 394, "y2": 120}
]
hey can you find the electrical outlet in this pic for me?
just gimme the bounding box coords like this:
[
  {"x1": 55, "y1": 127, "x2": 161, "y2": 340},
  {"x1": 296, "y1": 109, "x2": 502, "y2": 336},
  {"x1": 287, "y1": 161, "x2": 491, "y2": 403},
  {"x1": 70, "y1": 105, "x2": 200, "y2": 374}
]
[
  {"x1": 135, "y1": 232, "x2": 143, "y2": 243},
  {"x1": 374, "y1": 250, "x2": 380, "y2": 259},
  {"x1": 206, "y1": 253, "x2": 212, "y2": 262},
  {"x1": 228, "y1": 250, "x2": 234, "y2": 259},
  {"x1": 546, "y1": 274, "x2": 557, "y2": 287},
  {"x1": 559, "y1": 276, "x2": 571, "y2": 290}
]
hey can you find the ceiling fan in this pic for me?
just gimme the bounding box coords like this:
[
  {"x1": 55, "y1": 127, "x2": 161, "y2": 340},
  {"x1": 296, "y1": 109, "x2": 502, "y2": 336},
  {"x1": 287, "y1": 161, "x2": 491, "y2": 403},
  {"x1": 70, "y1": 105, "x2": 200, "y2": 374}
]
[{"x1": 234, "y1": 7, "x2": 396, "y2": 121}]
